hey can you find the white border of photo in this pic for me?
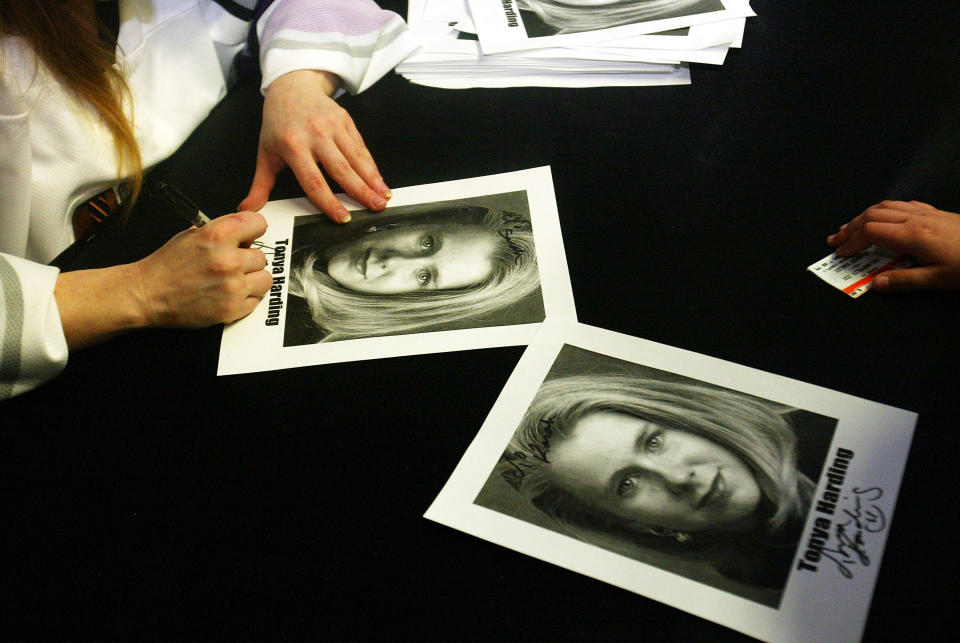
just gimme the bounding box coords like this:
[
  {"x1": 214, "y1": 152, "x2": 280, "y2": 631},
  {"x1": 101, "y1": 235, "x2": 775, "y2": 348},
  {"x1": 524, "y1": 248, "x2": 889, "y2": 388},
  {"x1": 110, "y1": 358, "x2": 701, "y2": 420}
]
[
  {"x1": 425, "y1": 318, "x2": 916, "y2": 642},
  {"x1": 468, "y1": 0, "x2": 755, "y2": 54},
  {"x1": 217, "y1": 167, "x2": 576, "y2": 375}
]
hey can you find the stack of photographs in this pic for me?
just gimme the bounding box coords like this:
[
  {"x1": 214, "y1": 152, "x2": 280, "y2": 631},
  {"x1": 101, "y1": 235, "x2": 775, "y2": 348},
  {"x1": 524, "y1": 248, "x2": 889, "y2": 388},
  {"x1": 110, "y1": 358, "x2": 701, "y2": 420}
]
[{"x1": 399, "y1": 0, "x2": 756, "y2": 88}]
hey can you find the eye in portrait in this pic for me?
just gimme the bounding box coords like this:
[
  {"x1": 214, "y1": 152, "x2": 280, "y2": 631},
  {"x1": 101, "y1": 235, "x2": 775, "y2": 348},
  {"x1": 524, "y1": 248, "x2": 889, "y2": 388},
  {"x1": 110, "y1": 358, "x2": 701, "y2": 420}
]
[
  {"x1": 517, "y1": 0, "x2": 725, "y2": 37},
  {"x1": 475, "y1": 345, "x2": 836, "y2": 606},
  {"x1": 284, "y1": 191, "x2": 544, "y2": 345}
]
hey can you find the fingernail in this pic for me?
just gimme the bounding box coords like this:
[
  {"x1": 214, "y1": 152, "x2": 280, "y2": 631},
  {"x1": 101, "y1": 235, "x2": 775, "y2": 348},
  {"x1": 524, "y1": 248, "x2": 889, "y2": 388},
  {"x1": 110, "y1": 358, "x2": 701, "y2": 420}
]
[
  {"x1": 338, "y1": 211, "x2": 351, "y2": 223},
  {"x1": 873, "y1": 275, "x2": 888, "y2": 290},
  {"x1": 383, "y1": 189, "x2": 393, "y2": 200},
  {"x1": 373, "y1": 197, "x2": 386, "y2": 209}
]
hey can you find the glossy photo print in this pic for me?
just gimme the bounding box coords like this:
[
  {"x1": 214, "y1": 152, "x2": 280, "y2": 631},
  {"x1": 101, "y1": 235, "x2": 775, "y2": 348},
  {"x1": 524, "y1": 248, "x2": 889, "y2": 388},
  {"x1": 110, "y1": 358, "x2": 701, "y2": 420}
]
[
  {"x1": 467, "y1": 0, "x2": 754, "y2": 54},
  {"x1": 425, "y1": 320, "x2": 916, "y2": 642},
  {"x1": 475, "y1": 343, "x2": 837, "y2": 607},
  {"x1": 516, "y1": 0, "x2": 726, "y2": 37},
  {"x1": 217, "y1": 167, "x2": 576, "y2": 375},
  {"x1": 284, "y1": 191, "x2": 543, "y2": 346}
]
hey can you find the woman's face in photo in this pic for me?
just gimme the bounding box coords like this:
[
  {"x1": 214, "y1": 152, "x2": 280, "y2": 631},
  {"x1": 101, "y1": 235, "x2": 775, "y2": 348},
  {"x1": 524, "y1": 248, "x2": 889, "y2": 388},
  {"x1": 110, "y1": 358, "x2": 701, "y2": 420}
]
[
  {"x1": 548, "y1": 411, "x2": 762, "y2": 533},
  {"x1": 325, "y1": 223, "x2": 499, "y2": 294}
]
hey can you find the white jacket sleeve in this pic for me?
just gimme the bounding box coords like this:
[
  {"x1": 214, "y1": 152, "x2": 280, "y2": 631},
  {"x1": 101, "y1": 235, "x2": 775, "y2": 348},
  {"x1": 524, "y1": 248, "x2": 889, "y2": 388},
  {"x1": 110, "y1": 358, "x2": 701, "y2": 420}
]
[
  {"x1": 0, "y1": 65, "x2": 69, "y2": 400},
  {"x1": 256, "y1": 0, "x2": 419, "y2": 94}
]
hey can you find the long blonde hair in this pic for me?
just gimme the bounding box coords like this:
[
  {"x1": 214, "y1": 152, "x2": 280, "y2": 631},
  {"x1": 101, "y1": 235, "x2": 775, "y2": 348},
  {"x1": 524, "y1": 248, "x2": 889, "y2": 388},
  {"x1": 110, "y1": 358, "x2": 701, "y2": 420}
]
[
  {"x1": 504, "y1": 374, "x2": 815, "y2": 535},
  {"x1": 1, "y1": 0, "x2": 142, "y2": 201}
]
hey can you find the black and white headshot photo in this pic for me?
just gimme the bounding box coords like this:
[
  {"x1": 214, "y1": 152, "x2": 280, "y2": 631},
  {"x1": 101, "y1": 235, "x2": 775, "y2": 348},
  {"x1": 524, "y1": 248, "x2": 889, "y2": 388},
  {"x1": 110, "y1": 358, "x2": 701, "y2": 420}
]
[
  {"x1": 517, "y1": 0, "x2": 726, "y2": 37},
  {"x1": 284, "y1": 191, "x2": 545, "y2": 345},
  {"x1": 474, "y1": 344, "x2": 836, "y2": 606}
]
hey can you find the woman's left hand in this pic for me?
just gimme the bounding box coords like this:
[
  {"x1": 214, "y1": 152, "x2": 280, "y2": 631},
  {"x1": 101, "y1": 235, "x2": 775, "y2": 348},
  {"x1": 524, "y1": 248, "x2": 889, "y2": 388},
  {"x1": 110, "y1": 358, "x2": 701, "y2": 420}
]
[{"x1": 238, "y1": 69, "x2": 392, "y2": 224}]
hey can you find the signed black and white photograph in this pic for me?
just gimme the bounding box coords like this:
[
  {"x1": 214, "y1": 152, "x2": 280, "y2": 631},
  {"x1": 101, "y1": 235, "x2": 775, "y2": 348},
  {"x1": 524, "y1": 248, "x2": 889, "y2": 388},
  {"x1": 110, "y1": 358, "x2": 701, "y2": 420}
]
[
  {"x1": 284, "y1": 192, "x2": 543, "y2": 346},
  {"x1": 466, "y1": 0, "x2": 752, "y2": 54},
  {"x1": 218, "y1": 167, "x2": 576, "y2": 375},
  {"x1": 475, "y1": 343, "x2": 836, "y2": 606},
  {"x1": 425, "y1": 320, "x2": 916, "y2": 641}
]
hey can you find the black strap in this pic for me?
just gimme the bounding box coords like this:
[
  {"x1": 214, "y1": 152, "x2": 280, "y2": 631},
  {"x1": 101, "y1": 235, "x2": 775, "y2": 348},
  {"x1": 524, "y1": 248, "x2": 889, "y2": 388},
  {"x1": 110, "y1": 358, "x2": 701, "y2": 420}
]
[{"x1": 211, "y1": 0, "x2": 256, "y2": 21}]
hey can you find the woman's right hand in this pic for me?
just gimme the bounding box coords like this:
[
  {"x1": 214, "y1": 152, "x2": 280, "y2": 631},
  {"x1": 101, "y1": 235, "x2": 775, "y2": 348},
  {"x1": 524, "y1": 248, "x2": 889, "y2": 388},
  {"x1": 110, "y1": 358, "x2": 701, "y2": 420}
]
[
  {"x1": 55, "y1": 211, "x2": 271, "y2": 349},
  {"x1": 132, "y1": 211, "x2": 272, "y2": 327}
]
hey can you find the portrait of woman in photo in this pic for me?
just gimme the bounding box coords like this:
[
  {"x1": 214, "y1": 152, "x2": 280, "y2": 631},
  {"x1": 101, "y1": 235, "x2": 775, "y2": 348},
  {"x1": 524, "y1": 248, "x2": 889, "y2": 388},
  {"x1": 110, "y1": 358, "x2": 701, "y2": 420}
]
[
  {"x1": 286, "y1": 196, "x2": 543, "y2": 344},
  {"x1": 517, "y1": 0, "x2": 725, "y2": 36},
  {"x1": 479, "y1": 366, "x2": 834, "y2": 602}
]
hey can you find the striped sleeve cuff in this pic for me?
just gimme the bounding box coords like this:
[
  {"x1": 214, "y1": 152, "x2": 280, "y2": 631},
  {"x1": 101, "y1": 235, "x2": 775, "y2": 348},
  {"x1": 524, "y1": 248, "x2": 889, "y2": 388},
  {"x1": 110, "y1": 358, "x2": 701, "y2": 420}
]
[
  {"x1": 0, "y1": 254, "x2": 68, "y2": 399},
  {"x1": 259, "y1": 13, "x2": 420, "y2": 95}
]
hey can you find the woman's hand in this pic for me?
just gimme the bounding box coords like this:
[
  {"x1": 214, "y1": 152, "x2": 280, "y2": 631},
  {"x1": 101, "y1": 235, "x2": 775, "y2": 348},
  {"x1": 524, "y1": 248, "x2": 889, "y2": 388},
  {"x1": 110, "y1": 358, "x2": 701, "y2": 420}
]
[
  {"x1": 132, "y1": 211, "x2": 272, "y2": 326},
  {"x1": 55, "y1": 211, "x2": 272, "y2": 349},
  {"x1": 238, "y1": 69, "x2": 391, "y2": 224},
  {"x1": 827, "y1": 200, "x2": 960, "y2": 291}
]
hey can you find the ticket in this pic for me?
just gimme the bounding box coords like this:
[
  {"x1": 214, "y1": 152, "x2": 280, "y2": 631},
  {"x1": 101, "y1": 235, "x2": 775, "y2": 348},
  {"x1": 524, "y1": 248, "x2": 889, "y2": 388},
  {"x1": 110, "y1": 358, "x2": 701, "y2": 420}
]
[{"x1": 807, "y1": 247, "x2": 912, "y2": 298}]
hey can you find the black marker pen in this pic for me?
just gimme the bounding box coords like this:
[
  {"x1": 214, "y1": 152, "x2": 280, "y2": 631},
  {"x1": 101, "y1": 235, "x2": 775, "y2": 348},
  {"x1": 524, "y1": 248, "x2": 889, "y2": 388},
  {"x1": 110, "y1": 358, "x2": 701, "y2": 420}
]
[{"x1": 154, "y1": 180, "x2": 212, "y2": 228}]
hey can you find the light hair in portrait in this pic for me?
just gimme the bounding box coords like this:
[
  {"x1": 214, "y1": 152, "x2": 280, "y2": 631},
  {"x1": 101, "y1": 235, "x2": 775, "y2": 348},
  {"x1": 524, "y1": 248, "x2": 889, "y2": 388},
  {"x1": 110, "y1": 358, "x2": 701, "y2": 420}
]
[{"x1": 290, "y1": 204, "x2": 541, "y2": 342}]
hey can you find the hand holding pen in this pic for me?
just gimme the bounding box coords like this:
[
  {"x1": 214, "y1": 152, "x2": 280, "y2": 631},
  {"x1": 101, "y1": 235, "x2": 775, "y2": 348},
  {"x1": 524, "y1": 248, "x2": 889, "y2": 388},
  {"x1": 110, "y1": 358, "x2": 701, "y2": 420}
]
[
  {"x1": 154, "y1": 180, "x2": 273, "y2": 251},
  {"x1": 130, "y1": 181, "x2": 272, "y2": 325}
]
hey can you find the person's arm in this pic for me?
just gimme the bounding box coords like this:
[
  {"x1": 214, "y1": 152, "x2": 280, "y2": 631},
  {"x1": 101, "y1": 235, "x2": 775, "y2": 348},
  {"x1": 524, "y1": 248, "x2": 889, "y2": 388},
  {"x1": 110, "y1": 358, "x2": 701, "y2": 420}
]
[
  {"x1": 54, "y1": 211, "x2": 273, "y2": 349},
  {"x1": 827, "y1": 200, "x2": 960, "y2": 291},
  {"x1": 237, "y1": 0, "x2": 419, "y2": 222}
]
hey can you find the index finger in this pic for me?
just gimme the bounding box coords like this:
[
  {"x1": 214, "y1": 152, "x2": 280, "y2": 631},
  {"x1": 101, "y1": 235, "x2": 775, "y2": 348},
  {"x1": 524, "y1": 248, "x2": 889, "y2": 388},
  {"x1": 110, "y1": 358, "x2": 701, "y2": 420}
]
[
  {"x1": 828, "y1": 205, "x2": 910, "y2": 251},
  {"x1": 204, "y1": 211, "x2": 268, "y2": 245},
  {"x1": 836, "y1": 220, "x2": 917, "y2": 258},
  {"x1": 342, "y1": 119, "x2": 391, "y2": 197}
]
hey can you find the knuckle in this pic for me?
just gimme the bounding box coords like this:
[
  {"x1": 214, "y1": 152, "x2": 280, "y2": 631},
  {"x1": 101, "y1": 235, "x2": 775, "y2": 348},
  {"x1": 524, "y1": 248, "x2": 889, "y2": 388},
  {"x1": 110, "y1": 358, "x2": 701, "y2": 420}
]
[
  {"x1": 912, "y1": 220, "x2": 935, "y2": 242},
  {"x1": 209, "y1": 251, "x2": 241, "y2": 275},
  {"x1": 326, "y1": 157, "x2": 352, "y2": 177},
  {"x1": 246, "y1": 211, "x2": 268, "y2": 234},
  {"x1": 218, "y1": 277, "x2": 244, "y2": 298},
  {"x1": 276, "y1": 130, "x2": 301, "y2": 154},
  {"x1": 307, "y1": 118, "x2": 335, "y2": 138},
  {"x1": 303, "y1": 173, "x2": 330, "y2": 193},
  {"x1": 200, "y1": 222, "x2": 231, "y2": 244}
]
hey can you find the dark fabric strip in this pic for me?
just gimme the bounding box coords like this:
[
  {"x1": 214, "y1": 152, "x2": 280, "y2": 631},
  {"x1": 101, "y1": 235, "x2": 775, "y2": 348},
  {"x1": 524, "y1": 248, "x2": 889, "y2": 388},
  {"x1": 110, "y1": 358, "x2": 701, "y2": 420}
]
[{"x1": 211, "y1": 0, "x2": 257, "y2": 22}]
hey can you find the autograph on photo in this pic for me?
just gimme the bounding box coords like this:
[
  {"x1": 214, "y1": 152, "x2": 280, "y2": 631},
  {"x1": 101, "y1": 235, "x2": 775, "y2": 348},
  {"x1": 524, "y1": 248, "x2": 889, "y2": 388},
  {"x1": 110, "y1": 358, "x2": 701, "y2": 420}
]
[{"x1": 821, "y1": 486, "x2": 888, "y2": 579}]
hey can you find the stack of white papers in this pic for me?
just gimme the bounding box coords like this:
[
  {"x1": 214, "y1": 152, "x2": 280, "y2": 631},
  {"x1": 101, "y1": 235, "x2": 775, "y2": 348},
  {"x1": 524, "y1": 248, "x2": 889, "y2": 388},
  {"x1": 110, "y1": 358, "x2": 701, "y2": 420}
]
[{"x1": 399, "y1": 0, "x2": 756, "y2": 88}]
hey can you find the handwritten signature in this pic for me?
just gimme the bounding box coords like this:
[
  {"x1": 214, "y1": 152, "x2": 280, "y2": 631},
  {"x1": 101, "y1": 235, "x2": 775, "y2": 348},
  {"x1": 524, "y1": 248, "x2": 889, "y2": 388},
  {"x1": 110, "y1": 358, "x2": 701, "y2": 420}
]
[
  {"x1": 500, "y1": 417, "x2": 555, "y2": 490},
  {"x1": 821, "y1": 486, "x2": 887, "y2": 579}
]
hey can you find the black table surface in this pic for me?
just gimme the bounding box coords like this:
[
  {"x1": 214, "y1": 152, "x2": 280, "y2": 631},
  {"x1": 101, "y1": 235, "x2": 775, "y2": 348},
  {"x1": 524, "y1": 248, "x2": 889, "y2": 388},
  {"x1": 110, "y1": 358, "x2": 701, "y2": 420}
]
[{"x1": 3, "y1": 1, "x2": 959, "y2": 639}]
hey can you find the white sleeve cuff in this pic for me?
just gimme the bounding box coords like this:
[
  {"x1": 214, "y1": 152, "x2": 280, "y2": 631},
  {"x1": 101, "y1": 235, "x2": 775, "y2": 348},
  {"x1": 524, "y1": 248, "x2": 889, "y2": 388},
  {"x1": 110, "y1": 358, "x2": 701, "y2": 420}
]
[
  {"x1": 0, "y1": 254, "x2": 68, "y2": 399},
  {"x1": 259, "y1": 15, "x2": 420, "y2": 95}
]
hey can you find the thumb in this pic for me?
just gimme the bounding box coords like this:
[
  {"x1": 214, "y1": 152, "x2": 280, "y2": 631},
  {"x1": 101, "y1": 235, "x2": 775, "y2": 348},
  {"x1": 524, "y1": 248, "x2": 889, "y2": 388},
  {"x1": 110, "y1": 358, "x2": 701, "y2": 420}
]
[
  {"x1": 872, "y1": 266, "x2": 945, "y2": 292},
  {"x1": 238, "y1": 152, "x2": 281, "y2": 212}
]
